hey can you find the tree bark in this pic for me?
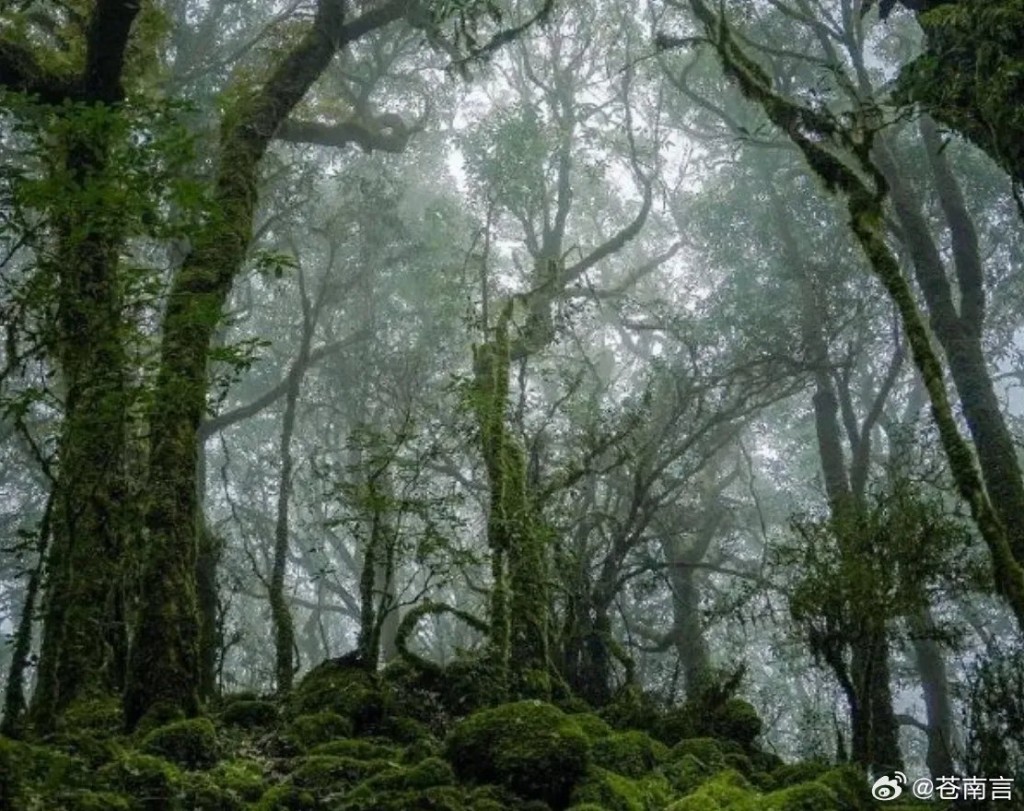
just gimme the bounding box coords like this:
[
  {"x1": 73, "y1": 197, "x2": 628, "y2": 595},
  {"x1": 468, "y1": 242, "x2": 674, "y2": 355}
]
[{"x1": 123, "y1": 0, "x2": 401, "y2": 728}]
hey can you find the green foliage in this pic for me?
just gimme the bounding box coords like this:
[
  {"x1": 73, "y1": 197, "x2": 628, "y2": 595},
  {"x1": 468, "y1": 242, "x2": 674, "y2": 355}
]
[
  {"x1": 898, "y1": 0, "x2": 1024, "y2": 184},
  {"x1": 445, "y1": 700, "x2": 591, "y2": 808},
  {"x1": 140, "y1": 717, "x2": 220, "y2": 770}
]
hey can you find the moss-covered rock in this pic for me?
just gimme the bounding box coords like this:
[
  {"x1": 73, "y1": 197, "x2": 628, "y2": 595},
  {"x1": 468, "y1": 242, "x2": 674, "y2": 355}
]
[
  {"x1": 571, "y1": 712, "x2": 613, "y2": 741},
  {"x1": 815, "y1": 766, "x2": 876, "y2": 811},
  {"x1": 346, "y1": 756, "x2": 455, "y2": 799},
  {"x1": 289, "y1": 753, "x2": 395, "y2": 796},
  {"x1": 284, "y1": 712, "x2": 355, "y2": 751},
  {"x1": 661, "y1": 753, "x2": 711, "y2": 796},
  {"x1": 337, "y1": 784, "x2": 470, "y2": 811},
  {"x1": 445, "y1": 700, "x2": 591, "y2": 808},
  {"x1": 98, "y1": 752, "x2": 182, "y2": 811},
  {"x1": 600, "y1": 686, "x2": 661, "y2": 733},
  {"x1": 758, "y1": 760, "x2": 831, "y2": 792},
  {"x1": 291, "y1": 658, "x2": 388, "y2": 732},
  {"x1": 208, "y1": 759, "x2": 267, "y2": 802},
  {"x1": 53, "y1": 789, "x2": 133, "y2": 810},
  {"x1": 665, "y1": 769, "x2": 755, "y2": 811},
  {"x1": 61, "y1": 697, "x2": 124, "y2": 734},
  {"x1": 48, "y1": 728, "x2": 123, "y2": 769},
  {"x1": 708, "y1": 699, "x2": 762, "y2": 748},
  {"x1": 764, "y1": 781, "x2": 839, "y2": 810},
  {"x1": 591, "y1": 730, "x2": 668, "y2": 778},
  {"x1": 670, "y1": 738, "x2": 728, "y2": 771},
  {"x1": 219, "y1": 699, "x2": 279, "y2": 729},
  {"x1": 254, "y1": 785, "x2": 318, "y2": 811},
  {"x1": 141, "y1": 717, "x2": 219, "y2": 770},
  {"x1": 309, "y1": 737, "x2": 399, "y2": 761},
  {"x1": 181, "y1": 771, "x2": 246, "y2": 811},
  {"x1": 570, "y1": 767, "x2": 645, "y2": 811}
]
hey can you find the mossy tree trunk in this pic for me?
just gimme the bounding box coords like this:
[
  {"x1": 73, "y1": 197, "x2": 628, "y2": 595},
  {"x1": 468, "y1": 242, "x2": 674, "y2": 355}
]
[
  {"x1": 472, "y1": 306, "x2": 553, "y2": 697},
  {"x1": 777, "y1": 186, "x2": 904, "y2": 772},
  {"x1": 123, "y1": 0, "x2": 406, "y2": 728},
  {"x1": 875, "y1": 119, "x2": 1024, "y2": 568},
  {"x1": 15, "y1": 0, "x2": 142, "y2": 732},
  {"x1": 681, "y1": 0, "x2": 1024, "y2": 630}
]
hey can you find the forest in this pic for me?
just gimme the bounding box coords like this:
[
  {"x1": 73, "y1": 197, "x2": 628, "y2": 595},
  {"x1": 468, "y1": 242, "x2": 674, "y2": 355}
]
[{"x1": 1, "y1": 0, "x2": 1023, "y2": 809}]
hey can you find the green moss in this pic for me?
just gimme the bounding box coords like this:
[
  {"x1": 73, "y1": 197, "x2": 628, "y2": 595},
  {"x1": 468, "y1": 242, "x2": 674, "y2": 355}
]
[
  {"x1": 133, "y1": 701, "x2": 187, "y2": 739},
  {"x1": 53, "y1": 789, "x2": 133, "y2": 810},
  {"x1": 401, "y1": 736, "x2": 441, "y2": 764},
  {"x1": 665, "y1": 769, "x2": 757, "y2": 811},
  {"x1": 48, "y1": 729, "x2": 123, "y2": 769},
  {"x1": 219, "y1": 699, "x2": 279, "y2": 729},
  {"x1": 708, "y1": 699, "x2": 762, "y2": 748},
  {"x1": 98, "y1": 752, "x2": 182, "y2": 811},
  {"x1": 375, "y1": 715, "x2": 432, "y2": 744},
  {"x1": 181, "y1": 771, "x2": 245, "y2": 811},
  {"x1": 289, "y1": 754, "x2": 395, "y2": 795},
  {"x1": 571, "y1": 712, "x2": 613, "y2": 741},
  {"x1": 290, "y1": 658, "x2": 388, "y2": 731},
  {"x1": 591, "y1": 730, "x2": 668, "y2": 778},
  {"x1": 284, "y1": 712, "x2": 355, "y2": 750},
  {"x1": 337, "y1": 784, "x2": 470, "y2": 811},
  {"x1": 141, "y1": 717, "x2": 219, "y2": 770},
  {"x1": 208, "y1": 759, "x2": 267, "y2": 801},
  {"x1": 571, "y1": 767, "x2": 645, "y2": 811},
  {"x1": 759, "y1": 761, "x2": 831, "y2": 791},
  {"x1": 346, "y1": 756, "x2": 455, "y2": 798},
  {"x1": 601, "y1": 686, "x2": 661, "y2": 733},
  {"x1": 722, "y1": 752, "x2": 753, "y2": 775},
  {"x1": 445, "y1": 700, "x2": 591, "y2": 808},
  {"x1": 815, "y1": 766, "x2": 875, "y2": 811},
  {"x1": 0, "y1": 737, "x2": 25, "y2": 811},
  {"x1": 254, "y1": 785, "x2": 318, "y2": 811},
  {"x1": 670, "y1": 738, "x2": 728, "y2": 771},
  {"x1": 61, "y1": 698, "x2": 124, "y2": 733},
  {"x1": 662, "y1": 753, "x2": 711, "y2": 795},
  {"x1": 764, "y1": 781, "x2": 838, "y2": 810},
  {"x1": 309, "y1": 738, "x2": 399, "y2": 761}
]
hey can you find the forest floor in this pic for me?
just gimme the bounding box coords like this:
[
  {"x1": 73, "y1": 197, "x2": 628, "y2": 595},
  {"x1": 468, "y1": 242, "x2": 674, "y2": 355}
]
[{"x1": 0, "y1": 657, "x2": 938, "y2": 810}]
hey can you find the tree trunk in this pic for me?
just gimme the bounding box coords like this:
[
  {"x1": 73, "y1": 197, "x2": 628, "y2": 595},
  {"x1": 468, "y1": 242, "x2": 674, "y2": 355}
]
[
  {"x1": 124, "y1": 0, "x2": 354, "y2": 728},
  {"x1": 30, "y1": 0, "x2": 143, "y2": 722},
  {"x1": 910, "y1": 609, "x2": 957, "y2": 779}
]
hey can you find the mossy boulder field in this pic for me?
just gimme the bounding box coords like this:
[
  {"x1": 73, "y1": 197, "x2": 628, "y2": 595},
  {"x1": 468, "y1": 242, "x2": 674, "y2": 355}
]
[{"x1": 0, "y1": 657, "x2": 926, "y2": 810}]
